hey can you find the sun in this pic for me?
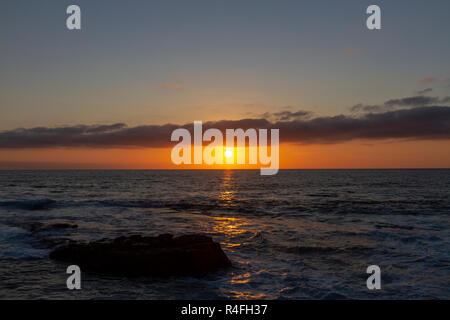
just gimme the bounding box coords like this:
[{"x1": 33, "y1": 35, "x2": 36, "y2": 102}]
[{"x1": 224, "y1": 148, "x2": 233, "y2": 159}]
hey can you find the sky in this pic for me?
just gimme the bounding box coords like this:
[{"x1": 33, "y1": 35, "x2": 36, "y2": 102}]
[{"x1": 1, "y1": 0, "x2": 450, "y2": 169}]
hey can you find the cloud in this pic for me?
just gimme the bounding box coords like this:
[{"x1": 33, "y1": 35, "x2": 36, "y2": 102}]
[
  {"x1": 1, "y1": 107, "x2": 450, "y2": 148},
  {"x1": 351, "y1": 95, "x2": 450, "y2": 113},
  {"x1": 0, "y1": 123, "x2": 180, "y2": 149},
  {"x1": 350, "y1": 103, "x2": 385, "y2": 113},
  {"x1": 277, "y1": 106, "x2": 450, "y2": 144},
  {"x1": 253, "y1": 109, "x2": 312, "y2": 121},
  {"x1": 272, "y1": 110, "x2": 313, "y2": 121},
  {"x1": 416, "y1": 88, "x2": 433, "y2": 95},
  {"x1": 419, "y1": 77, "x2": 438, "y2": 84},
  {"x1": 384, "y1": 95, "x2": 450, "y2": 107}
]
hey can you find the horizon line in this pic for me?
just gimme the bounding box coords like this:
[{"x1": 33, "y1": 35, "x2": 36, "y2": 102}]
[{"x1": 1, "y1": 168, "x2": 449, "y2": 171}]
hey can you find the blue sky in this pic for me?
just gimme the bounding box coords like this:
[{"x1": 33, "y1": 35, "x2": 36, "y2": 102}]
[{"x1": 1, "y1": 0, "x2": 450, "y2": 129}]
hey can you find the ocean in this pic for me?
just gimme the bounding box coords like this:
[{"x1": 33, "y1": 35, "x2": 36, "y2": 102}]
[{"x1": 0, "y1": 169, "x2": 449, "y2": 299}]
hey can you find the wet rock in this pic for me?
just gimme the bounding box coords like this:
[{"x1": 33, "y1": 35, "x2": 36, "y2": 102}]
[{"x1": 50, "y1": 234, "x2": 231, "y2": 277}]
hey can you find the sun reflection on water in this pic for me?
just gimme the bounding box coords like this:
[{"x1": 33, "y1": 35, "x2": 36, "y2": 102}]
[
  {"x1": 211, "y1": 216, "x2": 249, "y2": 249},
  {"x1": 214, "y1": 171, "x2": 272, "y2": 299},
  {"x1": 218, "y1": 170, "x2": 236, "y2": 205},
  {"x1": 231, "y1": 272, "x2": 251, "y2": 284},
  {"x1": 227, "y1": 291, "x2": 270, "y2": 299}
]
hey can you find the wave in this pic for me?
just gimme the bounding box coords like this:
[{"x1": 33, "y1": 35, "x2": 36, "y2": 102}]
[
  {"x1": 0, "y1": 199, "x2": 167, "y2": 210},
  {"x1": 96, "y1": 200, "x2": 165, "y2": 209},
  {"x1": 0, "y1": 223, "x2": 48, "y2": 259},
  {"x1": 283, "y1": 245, "x2": 372, "y2": 255},
  {"x1": 0, "y1": 199, "x2": 56, "y2": 210}
]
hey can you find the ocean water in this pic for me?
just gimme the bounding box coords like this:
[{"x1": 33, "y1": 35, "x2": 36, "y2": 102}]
[{"x1": 0, "y1": 169, "x2": 449, "y2": 299}]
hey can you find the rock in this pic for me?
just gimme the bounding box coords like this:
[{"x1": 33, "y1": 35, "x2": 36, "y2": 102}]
[{"x1": 50, "y1": 234, "x2": 231, "y2": 278}]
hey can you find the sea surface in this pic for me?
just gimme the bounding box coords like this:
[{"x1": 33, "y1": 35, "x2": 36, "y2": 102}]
[{"x1": 0, "y1": 169, "x2": 449, "y2": 299}]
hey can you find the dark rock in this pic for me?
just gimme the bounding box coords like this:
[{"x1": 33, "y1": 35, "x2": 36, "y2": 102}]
[{"x1": 50, "y1": 234, "x2": 231, "y2": 278}]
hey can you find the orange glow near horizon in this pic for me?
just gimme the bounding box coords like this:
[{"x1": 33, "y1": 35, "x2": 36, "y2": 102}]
[{"x1": 0, "y1": 139, "x2": 449, "y2": 169}]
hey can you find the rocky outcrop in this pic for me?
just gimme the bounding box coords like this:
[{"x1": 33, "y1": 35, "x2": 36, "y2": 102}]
[{"x1": 50, "y1": 234, "x2": 231, "y2": 278}]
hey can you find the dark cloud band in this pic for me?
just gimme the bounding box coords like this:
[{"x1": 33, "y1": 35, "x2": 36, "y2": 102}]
[
  {"x1": 351, "y1": 95, "x2": 450, "y2": 113},
  {"x1": 0, "y1": 106, "x2": 449, "y2": 148}
]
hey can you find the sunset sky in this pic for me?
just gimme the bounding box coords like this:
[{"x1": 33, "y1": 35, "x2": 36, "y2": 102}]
[{"x1": 1, "y1": 0, "x2": 450, "y2": 169}]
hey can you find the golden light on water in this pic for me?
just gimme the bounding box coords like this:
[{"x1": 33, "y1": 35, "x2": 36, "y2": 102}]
[
  {"x1": 219, "y1": 170, "x2": 236, "y2": 204},
  {"x1": 231, "y1": 272, "x2": 251, "y2": 284},
  {"x1": 212, "y1": 217, "x2": 246, "y2": 237}
]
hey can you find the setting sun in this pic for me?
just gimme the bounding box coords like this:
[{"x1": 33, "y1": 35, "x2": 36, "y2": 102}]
[{"x1": 224, "y1": 148, "x2": 233, "y2": 159}]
